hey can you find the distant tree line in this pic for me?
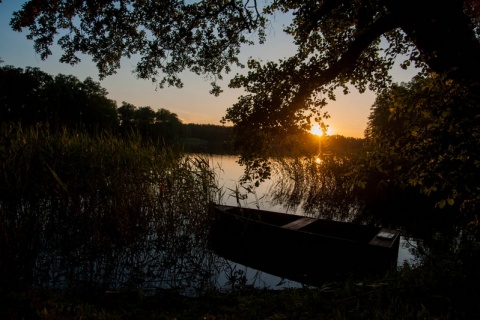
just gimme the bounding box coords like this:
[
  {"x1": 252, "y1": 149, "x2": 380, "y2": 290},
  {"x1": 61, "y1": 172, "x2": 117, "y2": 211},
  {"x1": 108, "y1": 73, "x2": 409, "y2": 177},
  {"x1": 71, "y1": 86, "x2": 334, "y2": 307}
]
[
  {"x1": 0, "y1": 65, "x2": 363, "y2": 155},
  {"x1": 268, "y1": 128, "x2": 365, "y2": 158},
  {"x1": 116, "y1": 101, "x2": 184, "y2": 144},
  {"x1": 0, "y1": 65, "x2": 118, "y2": 133},
  {"x1": 0, "y1": 65, "x2": 233, "y2": 152},
  {"x1": 182, "y1": 123, "x2": 235, "y2": 154}
]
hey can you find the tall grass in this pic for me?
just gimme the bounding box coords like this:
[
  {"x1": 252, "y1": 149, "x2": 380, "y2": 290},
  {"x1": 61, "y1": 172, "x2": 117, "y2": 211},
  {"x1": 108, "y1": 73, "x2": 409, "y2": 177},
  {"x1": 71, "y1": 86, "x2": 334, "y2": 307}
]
[
  {"x1": 2, "y1": 126, "x2": 480, "y2": 319},
  {"x1": 268, "y1": 155, "x2": 366, "y2": 222},
  {"x1": 0, "y1": 124, "x2": 221, "y2": 294}
]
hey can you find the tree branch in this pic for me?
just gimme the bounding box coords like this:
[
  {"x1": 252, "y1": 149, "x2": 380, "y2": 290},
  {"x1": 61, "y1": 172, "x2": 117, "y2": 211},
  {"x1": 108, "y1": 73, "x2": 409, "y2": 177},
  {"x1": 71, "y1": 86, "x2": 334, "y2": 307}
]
[{"x1": 292, "y1": 13, "x2": 399, "y2": 106}]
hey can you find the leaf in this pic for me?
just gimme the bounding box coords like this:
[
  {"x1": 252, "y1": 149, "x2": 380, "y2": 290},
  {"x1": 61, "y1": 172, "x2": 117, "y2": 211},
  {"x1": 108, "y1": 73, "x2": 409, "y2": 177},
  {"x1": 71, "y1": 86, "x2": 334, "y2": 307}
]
[
  {"x1": 46, "y1": 164, "x2": 68, "y2": 192},
  {"x1": 438, "y1": 199, "x2": 446, "y2": 209},
  {"x1": 447, "y1": 198, "x2": 454, "y2": 206}
]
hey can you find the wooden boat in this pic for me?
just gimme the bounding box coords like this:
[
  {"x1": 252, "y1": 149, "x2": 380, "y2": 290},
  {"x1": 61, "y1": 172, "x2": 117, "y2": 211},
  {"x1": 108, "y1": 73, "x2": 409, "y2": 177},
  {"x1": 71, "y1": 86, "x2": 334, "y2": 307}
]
[{"x1": 209, "y1": 204, "x2": 400, "y2": 286}]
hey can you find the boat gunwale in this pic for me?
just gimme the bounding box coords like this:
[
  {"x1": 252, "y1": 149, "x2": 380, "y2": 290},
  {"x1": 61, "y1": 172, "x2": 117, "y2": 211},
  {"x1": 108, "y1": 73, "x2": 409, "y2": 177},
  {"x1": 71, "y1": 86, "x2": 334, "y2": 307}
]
[{"x1": 214, "y1": 205, "x2": 400, "y2": 248}]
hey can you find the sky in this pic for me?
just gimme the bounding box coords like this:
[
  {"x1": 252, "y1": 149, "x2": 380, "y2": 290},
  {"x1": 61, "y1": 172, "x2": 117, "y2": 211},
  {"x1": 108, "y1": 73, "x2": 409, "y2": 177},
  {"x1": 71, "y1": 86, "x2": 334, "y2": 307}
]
[{"x1": 0, "y1": 1, "x2": 416, "y2": 138}]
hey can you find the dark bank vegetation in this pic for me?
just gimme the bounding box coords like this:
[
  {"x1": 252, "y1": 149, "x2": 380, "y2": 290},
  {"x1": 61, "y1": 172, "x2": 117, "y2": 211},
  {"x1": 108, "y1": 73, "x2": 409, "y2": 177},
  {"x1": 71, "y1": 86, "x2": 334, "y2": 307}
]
[
  {"x1": 2, "y1": 255, "x2": 480, "y2": 319},
  {"x1": 0, "y1": 65, "x2": 235, "y2": 153},
  {"x1": 0, "y1": 124, "x2": 223, "y2": 294},
  {"x1": 2, "y1": 0, "x2": 480, "y2": 318},
  {"x1": 0, "y1": 64, "x2": 363, "y2": 157},
  {"x1": 0, "y1": 125, "x2": 479, "y2": 319},
  {"x1": 1, "y1": 66, "x2": 480, "y2": 319},
  {"x1": 1, "y1": 66, "x2": 480, "y2": 320}
]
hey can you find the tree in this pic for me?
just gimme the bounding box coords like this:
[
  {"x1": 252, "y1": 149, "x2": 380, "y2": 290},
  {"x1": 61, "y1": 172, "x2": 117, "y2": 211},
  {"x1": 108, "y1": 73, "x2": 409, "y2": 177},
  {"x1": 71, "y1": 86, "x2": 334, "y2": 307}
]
[
  {"x1": 0, "y1": 66, "x2": 54, "y2": 125},
  {"x1": 10, "y1": 1, "x2": 480, "y2": 112},
  {"x1": 0, "y1": 65, "x2": 118, "y2": 132},
  {"x1": 365, "y1": 75, "x2": 480, "y2": 211},
  {"x1": 154, "y1": 108, "x2": 184, "y2": 142},
  {"x1": 117, "y1": 101, "x2": 183, "y2": 143},
  {"x1": 117, "y1": 102, "x2": 138, "y2": 133},
  {"x1": 79, "y1": 77, "x2": 119, "y2": 132},
  {"x1": 8, "y1": 0, "x2": 480, "y2": 181},
  {"x1": 9, "y1": 0, "x2": 266, "y2": 87}
]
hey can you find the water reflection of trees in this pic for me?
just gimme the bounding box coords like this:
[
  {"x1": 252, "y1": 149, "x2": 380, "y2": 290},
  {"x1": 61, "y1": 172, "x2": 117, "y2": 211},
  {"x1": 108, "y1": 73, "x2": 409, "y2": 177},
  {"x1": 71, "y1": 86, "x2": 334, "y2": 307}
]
[
  {"x1": 266, "y1": 155, "x2": 474, "y2": 270},
  {"x1": 268, "y1": 156, "x2": 366, "y2": 222}
]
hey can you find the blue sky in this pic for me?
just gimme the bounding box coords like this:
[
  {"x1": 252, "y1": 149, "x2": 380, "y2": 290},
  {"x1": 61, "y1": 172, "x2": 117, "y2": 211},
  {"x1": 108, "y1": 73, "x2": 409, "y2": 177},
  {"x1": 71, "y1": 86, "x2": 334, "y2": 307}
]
[{"x1": 0, "y1": 1, "x2": 416, "y2": 138}]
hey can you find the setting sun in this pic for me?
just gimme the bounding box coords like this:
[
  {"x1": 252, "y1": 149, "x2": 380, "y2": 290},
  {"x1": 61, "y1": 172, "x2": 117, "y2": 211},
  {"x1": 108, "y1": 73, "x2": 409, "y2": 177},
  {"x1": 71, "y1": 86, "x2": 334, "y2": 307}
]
[
  {"x1": 310, "y1": 124, "x2": 323, "y2": 136},
  {"x1": 310, "y1": 124, "x2": 333, "y2": 137}
]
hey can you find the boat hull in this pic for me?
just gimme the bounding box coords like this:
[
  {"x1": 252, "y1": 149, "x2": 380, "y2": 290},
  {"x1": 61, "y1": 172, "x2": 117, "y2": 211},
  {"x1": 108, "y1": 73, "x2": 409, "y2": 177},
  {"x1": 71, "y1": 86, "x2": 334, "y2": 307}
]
[{"x1": 209, "y1": 205, "x2": 400, "y2": 286}]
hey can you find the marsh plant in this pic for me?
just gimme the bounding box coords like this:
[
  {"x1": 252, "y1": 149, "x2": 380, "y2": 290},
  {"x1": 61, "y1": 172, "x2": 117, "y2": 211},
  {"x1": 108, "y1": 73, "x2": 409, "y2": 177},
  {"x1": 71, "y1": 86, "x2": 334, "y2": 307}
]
[
  {"x1": 268, "y1": 155, "x2": 366, "y2": 222},
  {"x1": 0, "y1": 124, "x2": 223, "y2": 294}
]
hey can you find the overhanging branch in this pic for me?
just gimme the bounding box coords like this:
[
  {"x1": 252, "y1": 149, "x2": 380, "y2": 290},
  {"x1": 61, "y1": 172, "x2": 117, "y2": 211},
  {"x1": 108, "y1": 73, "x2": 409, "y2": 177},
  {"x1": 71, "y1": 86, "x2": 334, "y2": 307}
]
[{"x1": 292, "y1": 14, "x2": 399, "y2": 107}]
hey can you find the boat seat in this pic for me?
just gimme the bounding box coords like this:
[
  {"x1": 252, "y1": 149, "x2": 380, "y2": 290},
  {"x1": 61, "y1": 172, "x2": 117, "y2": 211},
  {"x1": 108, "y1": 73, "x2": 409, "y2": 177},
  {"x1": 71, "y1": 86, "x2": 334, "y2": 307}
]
[
  {"x1": 282, "y1": 217, "x2": 316, "y2": 230},
  {"x1": 369, "y1": 228, "x2": 399, "y2": 247}
]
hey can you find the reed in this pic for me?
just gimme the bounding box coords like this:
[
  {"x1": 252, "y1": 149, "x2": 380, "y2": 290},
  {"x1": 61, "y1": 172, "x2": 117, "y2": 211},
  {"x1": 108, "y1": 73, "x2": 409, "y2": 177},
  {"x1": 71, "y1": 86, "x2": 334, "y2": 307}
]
[
  {"x1": 0, "y1": 124, "x2": 222, "y2": 293},
  {"x1": 268, "y1": 155, "x2": 366, "y2": 221}
]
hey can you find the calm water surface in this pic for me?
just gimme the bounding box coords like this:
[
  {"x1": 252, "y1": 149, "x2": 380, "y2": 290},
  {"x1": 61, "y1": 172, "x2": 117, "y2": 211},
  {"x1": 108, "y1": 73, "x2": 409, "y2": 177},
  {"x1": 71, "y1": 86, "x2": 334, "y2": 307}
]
[{"x1": 206, "y1": 154, "x2": 417, "y2": 288}]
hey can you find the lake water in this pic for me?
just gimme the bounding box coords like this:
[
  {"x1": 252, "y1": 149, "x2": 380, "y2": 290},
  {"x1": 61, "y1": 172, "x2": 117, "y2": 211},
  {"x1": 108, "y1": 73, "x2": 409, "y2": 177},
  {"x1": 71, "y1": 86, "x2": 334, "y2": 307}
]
[
  {"x1": 205, "y1": 154, "x2": 417, "y2": 289},
  {"x1": 4, "y1": 153, "x2": 419, "y2": 293}
]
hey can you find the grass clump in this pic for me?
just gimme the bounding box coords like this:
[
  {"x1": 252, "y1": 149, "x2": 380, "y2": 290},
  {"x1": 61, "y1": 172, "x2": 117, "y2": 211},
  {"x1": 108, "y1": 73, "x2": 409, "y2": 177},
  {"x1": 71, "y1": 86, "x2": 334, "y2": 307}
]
[{"x1": 0, "y1": 124, "x2": 221, "y2": 293}]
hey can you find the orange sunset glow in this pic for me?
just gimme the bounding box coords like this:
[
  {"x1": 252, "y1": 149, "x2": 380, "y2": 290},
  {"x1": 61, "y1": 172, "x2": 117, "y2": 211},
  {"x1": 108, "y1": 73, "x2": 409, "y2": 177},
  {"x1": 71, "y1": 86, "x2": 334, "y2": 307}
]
[
  {"x1": 0, "y1": 2, "x2": 418, "y2": 140},
  {"x1": 310, "y1": 124, "x2": 333, "y2": 137}
]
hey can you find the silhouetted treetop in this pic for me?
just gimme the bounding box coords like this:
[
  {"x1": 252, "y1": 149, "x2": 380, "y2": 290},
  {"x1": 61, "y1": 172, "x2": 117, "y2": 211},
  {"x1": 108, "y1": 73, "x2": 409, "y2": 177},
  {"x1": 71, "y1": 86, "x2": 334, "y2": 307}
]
[
  {"x1": 8, "y1": 1, "x2": 480, "y2": 183},
  {"x1": 10, "y1": 1, "x2": 480, "y2": 96},
  {"x1": 0, "y1": 65, "x2": 118, "y2": 132},
  {"x1": 10, "y1": 0, "x2": 266, "y2": 88}
]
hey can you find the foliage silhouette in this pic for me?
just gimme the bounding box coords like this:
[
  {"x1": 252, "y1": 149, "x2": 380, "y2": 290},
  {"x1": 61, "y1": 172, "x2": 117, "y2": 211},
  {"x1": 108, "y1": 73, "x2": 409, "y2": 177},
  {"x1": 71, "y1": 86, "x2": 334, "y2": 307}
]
[
  {"x1": 8, "y1": 1, "x2": 480, "y2": 205},
  {"x1": 365, "y1": 75, "x2": 480, "y2": 214},
  {"x1": 0, "y1": 65, "x2": 118, "y2": 133}
]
